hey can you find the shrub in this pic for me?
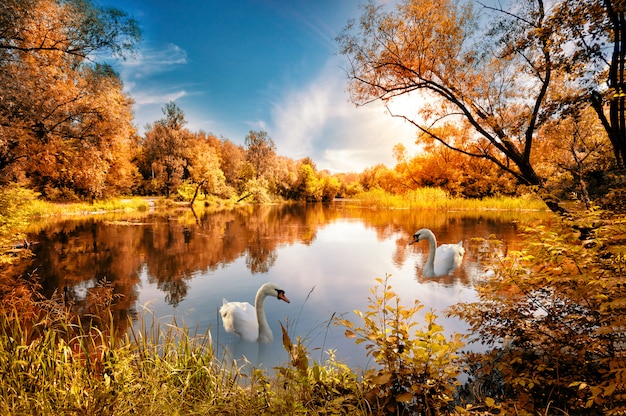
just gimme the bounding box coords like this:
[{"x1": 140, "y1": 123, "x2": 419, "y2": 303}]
[
  {"x1": 450, "y1": 210, "x2": 626, "y2": 414},
  {"x1": 337, "y1": 275, "x2": 465, "y2": 415}
]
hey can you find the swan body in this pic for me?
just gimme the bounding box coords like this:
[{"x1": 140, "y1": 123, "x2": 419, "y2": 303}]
[
  {"x1": 409, "y1": 228, "x2": 464, "y2": 277},
  {"x1": 220, "y1": 282, "x2": 290, "y2": 343}
]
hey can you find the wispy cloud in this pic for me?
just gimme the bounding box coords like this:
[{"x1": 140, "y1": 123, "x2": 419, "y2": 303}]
[
  {"x1": 118, "y1": 43, "x2": 189, "y2": 102},
  {"x1": 120, "y1": 43, "x2": 188, "y2": 78},
  {"x1": 115, "y1": 43, "x2": 190, "y2": 130},
  {"x1": 131, "y1": 89, "x2": 187, "y2": 105}
]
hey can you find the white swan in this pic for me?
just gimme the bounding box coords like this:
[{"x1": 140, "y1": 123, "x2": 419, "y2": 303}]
[
  {"x1": 409, "y1": 228, "x2": 465, "y2": 277},
  {"x1": 220, "y1": 282, "x2": 290, "y2": 343}
]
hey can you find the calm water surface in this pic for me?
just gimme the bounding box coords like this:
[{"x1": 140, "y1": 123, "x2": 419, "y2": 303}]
[{"x1": 19, "y1": 203, "x2": 552, "y2": 371}]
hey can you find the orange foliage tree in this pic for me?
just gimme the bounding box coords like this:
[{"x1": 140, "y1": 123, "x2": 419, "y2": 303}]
[
  {"x1": 0, "y1": 0, "x2": 140, "y2": 199},
  {"x1": 140, "y1": 102, "x2": 191, "y2": 197},
  {"x1": 337, "y1": 0, "x2": 622, "y2": 213}
]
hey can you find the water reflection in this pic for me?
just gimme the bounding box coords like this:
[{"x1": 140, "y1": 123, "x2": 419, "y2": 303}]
[{"x1": 14, "y1": 203, "x2": 553, "y2": 370}]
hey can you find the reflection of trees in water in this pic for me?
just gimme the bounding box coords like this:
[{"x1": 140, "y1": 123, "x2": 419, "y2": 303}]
[
  {"x1": 20, "y1": 204, "x2": 553, "y2": 313},
  {"x1": 341, "y1": 206, "x2": 553, "y2": 284},
  {"x1": 132, "y1": 205, "x2": 333, "y2": 304},
  {"x1": 161, "y1": 278, "x2": 188, "y2": 307},
  {"x1": 246, "y1": 242, "x2": 277, "y2": 274},
  {"x1": 22, "y1": 218, "x2": 143, "y2": 329}
]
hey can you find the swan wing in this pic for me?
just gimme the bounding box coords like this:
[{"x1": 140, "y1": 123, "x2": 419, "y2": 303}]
[
  {"x1": 434, "y1": 243, "x2": 465, "y2": 275},
  {"x1": 219, "y1": 301, "x2": 259, "y2": 342}
]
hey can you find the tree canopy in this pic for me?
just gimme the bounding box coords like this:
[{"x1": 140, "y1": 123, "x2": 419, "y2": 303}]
[
  {"x1": 337, "y1": 0, "x2": 621, "y2": 214},
  {"x1": 0, "y1": 0, "x2": 140, "y2": 199}
]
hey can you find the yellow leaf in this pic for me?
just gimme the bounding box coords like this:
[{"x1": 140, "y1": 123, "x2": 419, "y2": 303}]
[
  {"x1": 279, "y1": 321, "x2": 292, "y2": 351},
  {"x1": 485, "y1": 397, "x2": 495, "y2": 407},
  {"x1": 371, "y1": 372, "x2": 392, "y2": 385},
  {"x1": 337, "y1": 319, "x2": 353, "y2": 328},
  {"x1": 605, "y1": 384, "x2": 616, "y2": 396},
  {"x1": 345, "y1": 329, "x2": 356, "y2": 338},
  {"x1": 396, "y1": 392, "x2": 413, "y2": 402}
]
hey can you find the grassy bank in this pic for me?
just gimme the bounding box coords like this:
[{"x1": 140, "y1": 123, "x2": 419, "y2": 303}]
[
  {"x1": 350, "y1": 188, "x2": 547, "y2": 211},
  {"x1": 0, "y1": 299, "x2": 312, "y2": 415},
  {"x1": 1, "y1": 278, "x2": 456, "y2": 415}
]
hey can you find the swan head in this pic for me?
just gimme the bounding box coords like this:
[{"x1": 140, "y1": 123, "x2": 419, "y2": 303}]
[
  {"x1": 408, "y1": 228, "x2": 433, "y2": 245},
  {"x1": 260, "y1": 282, "x2": 291, "y2": 303}
]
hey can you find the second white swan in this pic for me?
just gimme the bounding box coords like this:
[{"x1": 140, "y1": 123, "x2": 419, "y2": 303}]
[
  {"x1": 409, "y1": 228, "x2": 464, "y2": 277},
  {"x1": 220, "y1": 282, "x2": 290, "y2": 343}
]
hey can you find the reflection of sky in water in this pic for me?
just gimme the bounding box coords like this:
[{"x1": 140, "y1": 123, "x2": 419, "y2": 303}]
[{"x1": 135, "y1": 219, "x2": 484, "y2": 372}]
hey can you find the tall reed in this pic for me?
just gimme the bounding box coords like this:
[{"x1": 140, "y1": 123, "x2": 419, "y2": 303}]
[
  {"x1": 0, "y1": 294, "x2": 366, "y2": 415},
  {"x1": 0, "y1": 295, "x2": 245, "y2": 415}
]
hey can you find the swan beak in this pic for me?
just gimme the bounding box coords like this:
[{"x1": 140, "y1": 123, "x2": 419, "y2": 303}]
[
  {"x1": 408, "y1": 234, "x2": 419, "y2": 245},
  {"x1": 277, "y1": 291, "x2": 291, "y2": 303}
]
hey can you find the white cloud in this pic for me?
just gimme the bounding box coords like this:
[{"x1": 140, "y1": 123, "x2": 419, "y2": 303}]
[
  {"x1": 116, "y1": 42, "x2": 420, "y2": 172},
  {"x1": 132, "y1": 90, "x2": 188, "y2": 105},
  {"x1": 116, "y1": 43, "x2": 190, "y2": 130},
  {"x1": 121, "y1": 43, "x2": 188, "y2": 77},
  {"x1": 270, "y1": 57, "x2": 419, "y2": 172},
  {"x1": 117, "y1": 43, "x2": 189, "y2": 103}
]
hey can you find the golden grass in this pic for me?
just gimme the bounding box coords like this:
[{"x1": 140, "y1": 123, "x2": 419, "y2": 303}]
[
  {"x1": 350, "y1": 188, "x2": 547, "y2": 211},
  {"x1": 26, "y1": 196, "x2": 153, "y2": 218},
  {"x1": 0, "y1": 295, "x2": 369, "y2": 416}
]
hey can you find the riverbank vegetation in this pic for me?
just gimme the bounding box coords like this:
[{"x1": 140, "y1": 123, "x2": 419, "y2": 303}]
[
  {"x1": 0, "y1": 270, "x2": 444, "y2": 415},
  {"x1": 349, "y1": 188, "x2": 546, "y2": 212}
]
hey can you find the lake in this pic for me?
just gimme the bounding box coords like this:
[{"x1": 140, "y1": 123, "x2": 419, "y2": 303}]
[{"x1": 17, "y1": 202, "x2": 552, "y2": 372}]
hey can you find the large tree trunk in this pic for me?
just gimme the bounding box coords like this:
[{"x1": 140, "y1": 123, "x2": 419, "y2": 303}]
[{"x1": 606, "y1": 0, "x2": 626, "y2": 168}]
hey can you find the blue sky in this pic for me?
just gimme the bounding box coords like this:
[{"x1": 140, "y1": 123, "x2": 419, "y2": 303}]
[{"x1": 100, "y1": 0, "x2": 419, "y2": 172}]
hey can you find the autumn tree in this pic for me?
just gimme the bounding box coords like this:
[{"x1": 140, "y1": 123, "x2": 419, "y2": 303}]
[
  {"x1": 244, "y1": 130, "x2": 276, "y2": 180},
  {"x1": 0, "y1": 0, "x2": 140, "y2": 199},
  {"x1": 334, "y1": 172, "x2": 363, "y2": 197},
  {"x1": 269, "y1": 155, "x2": 299, "y2": 200},
  {"x1": 318, "y1": 170, "x2": 341, "y2": 201},
  {"x1": 393, "y1": 127, "x2": 518, "y2": 198},
  {"x1": 219, "y1": 139, "x2": 247, "y2": 193},
  {"x1": 538, "y1": 106, "x2": 615, "y2": 207},
  {"x1": 185, "y1": 131, "x2": 227, "y2": 203},
  {"x1": 602, "y1": 0, "x2": 626, "y2": 167},
  {"x1": 337, "y1": 0, "x2": 617, "y2": 214},
  {"x1": 548, "y1": 0, "x2": 625, "y2": 168},
  {"x1": 359, "y1": 164, "x2": 399, "y2": 193},
  {"x1": 141, "y1": 102, "x2": 191, "y2": 197},
  {"x1": 295, "y1": 163, "x2": 323, "y2": 202}
]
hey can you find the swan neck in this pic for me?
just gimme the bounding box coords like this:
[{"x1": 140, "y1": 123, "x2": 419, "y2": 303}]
[
  {"x1": 255, "y1": 289, "x2": 272, "y2": 342},
  {"x1": 424, "y1": 233, "x2": 437, "y2": 276}
]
